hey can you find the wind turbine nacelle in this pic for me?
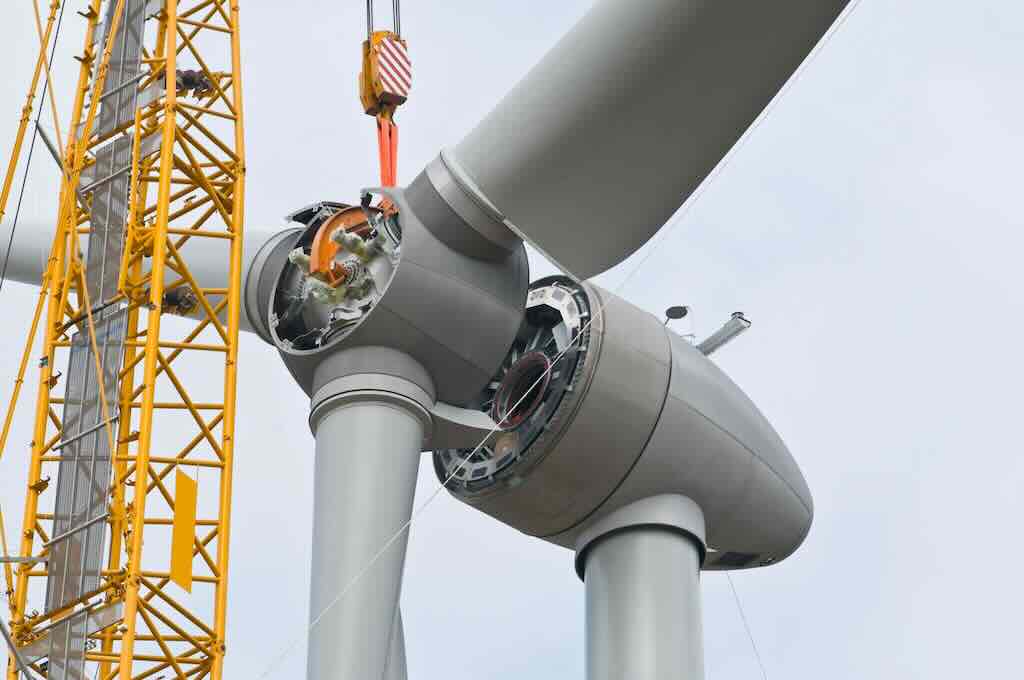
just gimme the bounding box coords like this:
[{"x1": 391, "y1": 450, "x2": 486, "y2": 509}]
[{"x1": 434, "y1": 277, "x2": 813, "y2": 570}]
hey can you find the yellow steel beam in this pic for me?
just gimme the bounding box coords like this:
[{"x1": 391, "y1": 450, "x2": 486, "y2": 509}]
[
  {"x1": 0, "y1": 0, "x2": 60, "y2": 223},
  {"x1": 0, "y1": 287, "x2": 47, "y2": 466},
  {"x1": 30, "y1": 0, "x2": 65, "y2": 163},
  {"x1": 212, "y1": 1, "x2": 246, "y2": 671},
  {"x1": 118, "y1": 0, "x2": 180, "y2": 669}
]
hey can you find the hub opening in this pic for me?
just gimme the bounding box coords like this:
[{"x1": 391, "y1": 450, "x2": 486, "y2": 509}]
[{"x1": 492, "y1": 352, "x2": 551, "y2": 430}]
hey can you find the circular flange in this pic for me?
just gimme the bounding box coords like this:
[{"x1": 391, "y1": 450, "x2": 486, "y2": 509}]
[
  {"x1": 433, "y1": 276, "x2": 598, "y2": 491},
  {"x1": 491, "y1": 351, "x2": 552, "y2": 430}
]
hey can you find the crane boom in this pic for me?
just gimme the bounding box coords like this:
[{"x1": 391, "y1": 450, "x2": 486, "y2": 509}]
[{"x1": 2, "y1": 1, "x2": 246, "y2": 678}]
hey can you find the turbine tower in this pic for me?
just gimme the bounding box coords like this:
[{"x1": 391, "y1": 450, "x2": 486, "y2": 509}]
[{"x1": 1, "y1": 1, "x2": 851, "y2": 678}]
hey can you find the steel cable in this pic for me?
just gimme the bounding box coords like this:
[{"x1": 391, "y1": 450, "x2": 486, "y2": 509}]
[{"x1": 727, "y1": 572, "x2": 769, "y2": 680}]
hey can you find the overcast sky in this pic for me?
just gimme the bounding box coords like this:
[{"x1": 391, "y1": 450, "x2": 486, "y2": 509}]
[{"x1": 2, "y1": 1, "x2": 1023, "y2": 678}]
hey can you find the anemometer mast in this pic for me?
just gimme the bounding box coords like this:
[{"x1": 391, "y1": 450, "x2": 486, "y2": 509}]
[{"x1": 2, "y1": 1, "x2": 246, "y2": 677}]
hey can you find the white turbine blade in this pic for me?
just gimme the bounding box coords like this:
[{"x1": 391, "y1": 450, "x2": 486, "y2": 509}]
[
  {"x1": 1, "y1": 217, "x2": 283, "y2": 335},
  {"x1": 1, "y1": 220, "x2": 51, "y2": 287},
  {"x1": 451, "y1": 0, "x2": 851, "y2": 278}
]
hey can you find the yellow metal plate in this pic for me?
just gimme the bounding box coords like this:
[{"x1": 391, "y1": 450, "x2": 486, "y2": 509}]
[{"x1": 170, "y1": 470, "x2": 198, "y2": 592}]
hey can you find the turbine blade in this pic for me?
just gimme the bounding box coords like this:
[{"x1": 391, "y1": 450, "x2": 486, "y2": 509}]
[{"x1": 450, "y1": 0, "x2": 851, "y2": 277}]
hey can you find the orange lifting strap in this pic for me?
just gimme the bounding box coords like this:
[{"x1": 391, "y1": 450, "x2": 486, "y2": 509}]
[
  {"x1": 360, "y1": 2, "x2": 410, "y2": 187},
  {"x1": 377, "y1": 114, "x2": 398, "y2": 187},
  {"x1": 309, "y1": 206, "x2": 380, "y2": 285}
]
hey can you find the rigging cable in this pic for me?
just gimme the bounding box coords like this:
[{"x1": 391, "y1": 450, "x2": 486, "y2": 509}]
[
  {"x1": 252, "y1": 0, "x2": 866, "y2": 675},
  {"x1": 727, "y1": 572, "x2": 769, "y2": 680},
  {"x1": 0, "y1": 0, "x2": 68, "y2": 295}
]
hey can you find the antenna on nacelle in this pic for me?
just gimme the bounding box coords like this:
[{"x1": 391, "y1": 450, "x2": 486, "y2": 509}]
[
  {"x1": 663, "y1": 305, "x2": 690, "y2": 324},
  {"x1": 664, "y1": 304, "x2": 697, "y2": 345}
]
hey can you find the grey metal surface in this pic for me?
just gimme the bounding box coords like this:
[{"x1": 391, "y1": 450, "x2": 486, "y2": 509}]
[
  {"x1": 306, "y1": 369, "x2": 428, "y2": 680},
  {"x1": 433, "y1": 276, "x2": 594, "y2": 486},
  {"x1": 45, "y1": 101, "x2": 135, "y2": 669},
  {"x1": 95, "y1": 0, "x2": 148, "y2": 136},
  {"x1": 46, "y1": 609, "x2": 89, "y2": 680},
  {"x1": 311, "y1": 346, "x2": 437, "y2": 407},
  {"x1": 46, "y1": 309, "x2": 127, "y2": 615},
  {"x1": 583, "y1": 526, "x2": 705, "y2": 680},
  {"x1": 267, "y1": 188, "x2": 529, "y2": 405},
  {"x1": 413, "y1": 155, "x2": 518, "y2": 260},
  {"x1": 383, "y1": 609, "x2": 407, "y2": 680},
  {"x1": 35, "y1": 122, "x2": 62, "y2": 169},
  {"x1": 310, "y1": 374, "x2": 435, "y2": 437},
  {"x1": 569, "y1": 330, "x2": 812, "y2": 569},
  {"x1": 438, "y1": 281, "x2": 672, "y2": 537},
  {"x1": 243, "y1": 228, "x2": 302, "y2": 341},
  {"x1": 307, "y1": 349, "x2": 498, "y2": 449},
  {"x1": 427, "y1": 401, "x2": 497, "y2": 450},
  {"x1": 572, "y1": 494, "x2": 706, "y2": 578},
  {"x1": 441, "y1": 0, "x2": 849, "y2": 278},
  {"x1": 135, "y1": 78, "x2": 164, "y2": 110},
  {"x1": 436, "y1": 279, "x2": 812, "y2": 568},
  {"x1": 83, "y1": 135, "x2": 131, "y2": 311},
  {"x1": 21, "y1": 602, "x2": 122, "y2": 663}
]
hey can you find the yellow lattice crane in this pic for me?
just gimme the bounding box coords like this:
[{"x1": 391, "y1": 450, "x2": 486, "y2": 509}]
[{"x1": 1, "y1": 1, "x2": 245, "y2": 677}]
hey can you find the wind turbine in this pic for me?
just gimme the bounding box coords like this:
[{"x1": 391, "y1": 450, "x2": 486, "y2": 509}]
[{"x1": 3, "y1": 1, "x2": 851, "y2": 678}]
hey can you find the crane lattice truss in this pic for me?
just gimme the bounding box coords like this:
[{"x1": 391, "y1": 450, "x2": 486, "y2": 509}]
[{"x1": 4, "y1": 1, "x2": 245, "y2": 678}]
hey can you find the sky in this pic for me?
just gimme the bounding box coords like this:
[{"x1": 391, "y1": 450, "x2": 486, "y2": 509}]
[{"x1": 2, "y1": 1, "x2": 1023, "y2": 678}]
